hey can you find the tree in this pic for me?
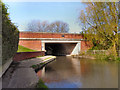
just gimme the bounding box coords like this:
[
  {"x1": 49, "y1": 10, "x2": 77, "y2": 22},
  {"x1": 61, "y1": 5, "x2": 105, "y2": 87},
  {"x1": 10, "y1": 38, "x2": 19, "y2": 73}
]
[
  {"x1": 49, "y1": 21, "x2": 69, "y2": 33},
  {"x1": 27, "y1": 20, "x2": 69, "y2": 33},
  {"x1": 78, "y1": 2, "x2": 118, "y2": 56},
  {"x1": 28, "y1": 20, "x2": 49, "y2": 32}
]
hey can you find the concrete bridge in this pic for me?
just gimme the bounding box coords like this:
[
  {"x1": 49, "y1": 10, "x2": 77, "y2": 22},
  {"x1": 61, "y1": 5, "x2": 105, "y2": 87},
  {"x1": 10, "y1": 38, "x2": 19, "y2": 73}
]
[{"x1": 19, "y1": 32, "x2": 92, "y2": 55}]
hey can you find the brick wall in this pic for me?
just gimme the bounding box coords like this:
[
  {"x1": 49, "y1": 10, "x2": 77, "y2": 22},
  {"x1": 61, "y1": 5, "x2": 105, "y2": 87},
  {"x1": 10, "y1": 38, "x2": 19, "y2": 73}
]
[
  {"x1": 19, "y1": 40, "x2": 42, "y2": 51},
  {"x1": 81, "y1": 41, "x2": 92, "y2": 51},
  {"x1": 13, "y1": 51, "x2": 45, "y2": 61},
  {"x1": 20, "y1": 32, "x2": 83, "y2": 39}
]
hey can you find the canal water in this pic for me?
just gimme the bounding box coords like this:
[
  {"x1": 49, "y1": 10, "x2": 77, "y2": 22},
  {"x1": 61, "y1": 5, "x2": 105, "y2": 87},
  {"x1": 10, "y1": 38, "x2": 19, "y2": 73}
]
[{"x1": 37, "y1": 56, "x2": 118, "y2": 88}]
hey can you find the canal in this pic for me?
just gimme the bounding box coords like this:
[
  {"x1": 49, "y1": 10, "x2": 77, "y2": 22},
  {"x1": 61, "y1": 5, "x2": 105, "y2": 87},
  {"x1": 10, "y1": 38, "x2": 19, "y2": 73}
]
[{"x1": 37, "y1": 56, "x2": 118, "y2": 88}]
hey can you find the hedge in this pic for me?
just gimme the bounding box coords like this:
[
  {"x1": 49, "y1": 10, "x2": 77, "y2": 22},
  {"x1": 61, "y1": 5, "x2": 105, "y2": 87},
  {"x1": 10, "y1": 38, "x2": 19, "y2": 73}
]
[{"x1": 2, "y1": 2, "x2": 19, "y2": 65}]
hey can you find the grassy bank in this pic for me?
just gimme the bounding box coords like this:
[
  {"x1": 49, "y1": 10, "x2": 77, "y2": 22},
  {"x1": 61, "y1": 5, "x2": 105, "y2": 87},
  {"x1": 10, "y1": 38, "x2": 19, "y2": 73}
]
[{"x1": 17, "y1": 45, "x2": 37, "y2": 52}]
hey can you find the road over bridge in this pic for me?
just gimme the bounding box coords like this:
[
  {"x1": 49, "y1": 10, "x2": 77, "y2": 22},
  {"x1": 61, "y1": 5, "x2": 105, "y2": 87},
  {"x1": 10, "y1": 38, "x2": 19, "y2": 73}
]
[{"x1": 19, "y1": 32, "x2": 92, "y2": 55}]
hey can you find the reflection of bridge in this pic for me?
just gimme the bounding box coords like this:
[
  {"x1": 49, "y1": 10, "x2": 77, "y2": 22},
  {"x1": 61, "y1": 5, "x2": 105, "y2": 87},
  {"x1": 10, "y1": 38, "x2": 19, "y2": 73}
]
[{"x1": 19, "y1": 32, "x2": 91, "y2": 55}]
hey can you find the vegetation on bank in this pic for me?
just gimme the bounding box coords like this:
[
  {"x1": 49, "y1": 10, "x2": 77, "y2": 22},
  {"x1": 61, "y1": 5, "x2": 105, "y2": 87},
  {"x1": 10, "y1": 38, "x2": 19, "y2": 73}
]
[
  {"x1": 2, "y1": 1, "x2": 19, "y2": 65},
  {"x1": 31, "y1": 62, "x2": 45, "y2": 69},
  {"x1": 17, "y1": 45, "x2": 37, "y2": 52},
  {"x1": 36, "y1": 79, "x2": 48, "y2": 89},
  {"x1": 78, "y1": 2, "x2": 119, "y2": 60},
  {"x1": 79, "y1": 50, "x2": 120, "y2": 61}
]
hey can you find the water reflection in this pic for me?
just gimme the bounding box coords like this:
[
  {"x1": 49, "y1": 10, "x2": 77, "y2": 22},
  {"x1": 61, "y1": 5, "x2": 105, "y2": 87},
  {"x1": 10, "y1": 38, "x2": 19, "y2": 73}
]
[{"x1": 37, "y1": 56, "x2": 118, "y2": 88}]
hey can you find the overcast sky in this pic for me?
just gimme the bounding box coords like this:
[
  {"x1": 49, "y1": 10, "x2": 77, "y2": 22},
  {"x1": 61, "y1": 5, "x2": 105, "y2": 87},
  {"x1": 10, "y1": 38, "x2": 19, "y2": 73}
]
[{"x1": 3, "y1": 1, "x2": 87, "y2": 33}]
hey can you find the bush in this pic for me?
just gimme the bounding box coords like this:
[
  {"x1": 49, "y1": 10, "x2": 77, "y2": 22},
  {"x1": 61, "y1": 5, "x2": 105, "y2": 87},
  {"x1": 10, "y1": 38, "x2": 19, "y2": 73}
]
[
  {"x1": 2, "y1": 2, "x2": 19, "y2": 65},
  {"x1": 85, "y1": 50, "x2": 118, "y2": 61},
  {"x1": 116, "y1": 57, "x2": 120, "y2": 61},
  {"x1": 79, "y1": 51, "x2": 86, "y2": 56}
]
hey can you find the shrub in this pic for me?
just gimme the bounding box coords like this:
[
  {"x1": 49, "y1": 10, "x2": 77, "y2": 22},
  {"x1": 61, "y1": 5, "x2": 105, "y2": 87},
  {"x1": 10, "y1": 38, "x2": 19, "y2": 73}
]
[
  {"x1": 85, "y1": 50, "x2": 118, "y2": 61},
  {"x1": 79, "y1": 51, "x2": 86, "y2": 56},
  {"x1": 116, "y1": 57, "x2": 120, "y2": 61}
]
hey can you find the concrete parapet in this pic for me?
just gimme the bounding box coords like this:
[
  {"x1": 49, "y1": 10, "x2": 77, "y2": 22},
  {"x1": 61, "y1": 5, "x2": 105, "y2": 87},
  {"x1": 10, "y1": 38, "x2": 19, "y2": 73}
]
[{"x1": 1, "y1": 57, "x2": 13, "y2": 77}]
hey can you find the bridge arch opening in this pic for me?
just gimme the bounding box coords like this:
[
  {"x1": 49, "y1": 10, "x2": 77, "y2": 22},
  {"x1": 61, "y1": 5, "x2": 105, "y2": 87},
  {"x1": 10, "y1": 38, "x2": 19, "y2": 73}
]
[
  {"x1": 42, "y1": 41, "x2": 81, "y2": 56},
  {"x1": 45, "y1": 43, "x2": 77, "y2": 56}
]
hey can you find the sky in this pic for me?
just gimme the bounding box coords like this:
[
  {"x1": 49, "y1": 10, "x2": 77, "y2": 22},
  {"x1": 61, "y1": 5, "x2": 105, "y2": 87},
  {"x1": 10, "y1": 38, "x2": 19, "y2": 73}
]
[{"x1": 3, "y1": 1, "x2": 87, "y2": 33}]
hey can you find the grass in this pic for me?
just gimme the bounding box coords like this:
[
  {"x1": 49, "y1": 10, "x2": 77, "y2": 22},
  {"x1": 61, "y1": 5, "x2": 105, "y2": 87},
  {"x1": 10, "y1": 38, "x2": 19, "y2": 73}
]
[
  {"x1": 37, "y1": 56, "x2": 43, "y2": 57},
  {"x1": 36, "y1": 79, "x2": 48, "y2": 89},
  {"x1": 40, "y1": 62, "x2": 45, "y2": 65},
  {"x1": 31, "y1": 62, "x2": 45, "y2": 69},
  {"x1": 31, "y1": 64, "x2": 38, "y2": 68},
  {"x1": 17, "y1": 45, "x2": 37, "y2": 52}
]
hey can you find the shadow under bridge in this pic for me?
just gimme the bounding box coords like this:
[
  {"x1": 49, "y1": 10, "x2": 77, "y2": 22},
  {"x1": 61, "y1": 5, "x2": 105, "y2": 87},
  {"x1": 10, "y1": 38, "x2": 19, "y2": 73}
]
[{"x1": 42, "y1": 40, "x2": 81, "y2": 56}]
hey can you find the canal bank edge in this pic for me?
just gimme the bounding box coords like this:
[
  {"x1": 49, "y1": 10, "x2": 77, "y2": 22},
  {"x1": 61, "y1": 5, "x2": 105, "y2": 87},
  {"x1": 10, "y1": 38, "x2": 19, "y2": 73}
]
[
  {"x1": 72, "y1": 55, "x2": 96, "y2": 59},
  {"x1": 32, "y1": 56, "x2": 56, "y2": 72},
  {"x1": 2, "y1": 56, "x2": 56, "y2": 88}
]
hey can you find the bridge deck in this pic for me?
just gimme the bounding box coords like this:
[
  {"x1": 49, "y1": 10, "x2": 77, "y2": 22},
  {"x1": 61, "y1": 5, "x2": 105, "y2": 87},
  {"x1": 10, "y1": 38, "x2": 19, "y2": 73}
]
[{"x1": 20, "y1": 38, "x2": 84, "y2": 41}]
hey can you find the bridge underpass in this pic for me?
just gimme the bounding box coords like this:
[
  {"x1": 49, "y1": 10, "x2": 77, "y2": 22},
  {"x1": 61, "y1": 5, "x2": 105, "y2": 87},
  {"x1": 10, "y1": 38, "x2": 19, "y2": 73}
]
[
  {"x1": 45, "y1": 43, "x2": 77, "y2": 56},
  {"x1": 41, "y1": 41, "x2": 81, "y2": 56}
]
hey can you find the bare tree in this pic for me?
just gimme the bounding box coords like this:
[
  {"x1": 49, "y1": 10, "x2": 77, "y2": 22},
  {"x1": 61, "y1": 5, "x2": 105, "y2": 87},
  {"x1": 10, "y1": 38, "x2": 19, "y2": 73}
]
[
  {"x1": 49, "y1": 21, "x2": 69, "y2": 33},
  {"x1": 27, "y1": 20, "x2": 69, "y2": 33},
  {"x1": 28, "y1": 20, "x2": 45, "y2": 32}
]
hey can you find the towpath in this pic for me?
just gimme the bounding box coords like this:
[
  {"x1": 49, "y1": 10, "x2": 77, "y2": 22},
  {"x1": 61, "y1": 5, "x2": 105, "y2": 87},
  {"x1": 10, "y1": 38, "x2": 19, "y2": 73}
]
[{"x1": 2, "y1": 56, "x2": 56, "y2": 88}]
